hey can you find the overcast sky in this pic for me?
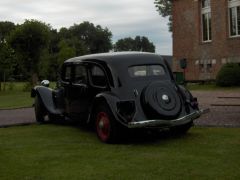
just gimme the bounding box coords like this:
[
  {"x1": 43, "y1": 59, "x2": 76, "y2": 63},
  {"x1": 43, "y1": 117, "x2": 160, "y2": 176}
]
[{"x1": 0, "y1": 0, "x2": 172, "y2": 55}]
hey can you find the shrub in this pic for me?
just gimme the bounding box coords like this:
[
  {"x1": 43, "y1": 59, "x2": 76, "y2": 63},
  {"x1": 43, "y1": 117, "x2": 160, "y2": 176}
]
[
  {"x1": 23, "y1": 82, "x2": 33, "y2": 92},
  {"x1": 216, "y1": 63, "x2": 240, "y2": 87},
  {"x1": 6, "y1": 82, "x2": 15, "y2": 90}
]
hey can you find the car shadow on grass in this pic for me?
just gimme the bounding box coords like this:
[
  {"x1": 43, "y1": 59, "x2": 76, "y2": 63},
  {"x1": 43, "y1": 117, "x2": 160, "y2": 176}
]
[
  {"x1": 43, "y1": 119, "x2": 200, "y2": 145},
  {"x1": 119, "y1": 129, "x2": 199, "y2": 145}
]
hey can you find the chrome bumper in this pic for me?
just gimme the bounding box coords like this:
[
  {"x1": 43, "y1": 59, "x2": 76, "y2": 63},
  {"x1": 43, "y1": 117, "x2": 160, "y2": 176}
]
[{"x1": 127, "y1": 108, "x2": 210, "y2": 128}]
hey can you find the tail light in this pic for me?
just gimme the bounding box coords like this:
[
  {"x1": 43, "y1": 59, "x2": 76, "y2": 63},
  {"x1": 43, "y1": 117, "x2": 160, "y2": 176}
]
[{"x1": 191, "y1": 97, "x2": 199, "y2": 109}]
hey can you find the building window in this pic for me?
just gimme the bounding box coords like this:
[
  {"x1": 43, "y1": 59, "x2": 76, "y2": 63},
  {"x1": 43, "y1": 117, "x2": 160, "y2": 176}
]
[
  {"x1": 201, "y1": 0, "x2": 212, "y2": 42},
  {"x1": 199, "y1": 63, "x2": 204, "y2": 72},
  {"x1": 207, "y1": 62, "x2": 212, "y2": 72},
  {"x1": 202, "y1": 0, "x2": 210, "y2": 8},
  {"x1": 229, "y1": 0, "x2": 240, "y2": 37}
]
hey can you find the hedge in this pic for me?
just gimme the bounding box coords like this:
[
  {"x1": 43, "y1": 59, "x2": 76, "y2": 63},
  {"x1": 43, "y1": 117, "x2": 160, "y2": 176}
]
[{"x1": 216, "y1": 63, "x2": 240, "y2": 87}]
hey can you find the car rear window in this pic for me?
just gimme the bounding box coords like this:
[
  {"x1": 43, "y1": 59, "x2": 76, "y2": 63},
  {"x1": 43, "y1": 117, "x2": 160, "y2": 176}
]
[{"x1": 128, "y1": 65, "x2": 165, "y2": 77}]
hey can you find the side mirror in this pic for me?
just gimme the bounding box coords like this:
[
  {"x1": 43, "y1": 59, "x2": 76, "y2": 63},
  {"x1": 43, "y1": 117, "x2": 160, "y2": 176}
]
[{"x1": 41, "y1": 80, "x2": 50, "y2": 87}]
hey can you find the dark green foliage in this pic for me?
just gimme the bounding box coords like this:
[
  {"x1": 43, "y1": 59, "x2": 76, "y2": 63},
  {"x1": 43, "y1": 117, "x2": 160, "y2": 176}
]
[
  {"x1": 216, "y1": 63, "x2": 240, "y2": 87},
  {"x1": 154, "y1": 0, "x2": 172, "y2": 17},
  {"x1": 0, "y1": 21, "x2": 16, "y2": 91},
  {"x1": 154, "y1": 0, "x2": 172, "y2": 32},
  {"x1": 114, "y1": 36, "x2": 155, "y2": 52},
  {"x1": 0, "y1": 21, "x2": 15, "y2": 43},
  {"x1": 38, "y1": 50, "x2": 58, "y2": 81},
  {"x1": 57, "y1": 40, "x2": 76, "y2": 65},
  {"x1": 8, "y1": 20, "x2": 51, "y2": 85},
  {"x1": 9, "y1": 20, "x2": 51, "y2": 60},
  {"x1": 0, "y1": 43, "x2": 16, "y2": 91},
  {"x1": 0, "y1": 20, "x2": 114, "y2": 83},
  {"x1": 68, "y1": 21, "x2": 113, "y2": 54},
  {"x1": 58, "y1": 22, "x2": 113, "y2": 56}
]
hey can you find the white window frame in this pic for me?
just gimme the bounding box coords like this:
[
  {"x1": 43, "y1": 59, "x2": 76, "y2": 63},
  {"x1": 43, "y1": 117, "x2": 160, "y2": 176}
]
[
  {"x1": 201, "y1": 0, "x2": 212, "y2": 42},
  {"x1": 228, "y1": 0, "x2": 240, "y2": 37}
]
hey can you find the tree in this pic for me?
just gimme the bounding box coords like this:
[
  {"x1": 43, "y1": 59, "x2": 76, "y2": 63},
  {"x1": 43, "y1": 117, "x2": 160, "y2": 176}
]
[
  {"x1": 0, "y1": 21, "x2": 16, "y2": 91},
  {"x1": 114, "y1": 38, "x2": 135, "y2": 51},
  {"x1": 114, "y1": 36, "x2": 155, "y2": 52},
  {"x1": 0, "y1": 43, "x2": 16, "y2": 91},
  {"x1": 8, "y1": 20, "x2": 51, "y2": 85},
  {"x1": 0, "y1": 21, "x2": 15, "y2": 43},
  {"x1": 49, "y1": 29, "x2": 60, "y2": 55},
  {"x1": 0, "y1": 20, "x2": 113, "y2": 83},
  {"x1": 57, "y1": 40, "x2": 76, "y2": 65},
  {"x1": 69, "y1": 21, "x2": 112, "y2": 54},
  {"x1": 154, "y1": 0, "x2": 173, "y2": 32}
]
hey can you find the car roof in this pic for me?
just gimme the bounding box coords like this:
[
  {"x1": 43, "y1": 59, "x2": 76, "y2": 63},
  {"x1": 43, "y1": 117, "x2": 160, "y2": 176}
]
[{"x1": 64, "y1": 52, "x2": 165, "y2": 67}]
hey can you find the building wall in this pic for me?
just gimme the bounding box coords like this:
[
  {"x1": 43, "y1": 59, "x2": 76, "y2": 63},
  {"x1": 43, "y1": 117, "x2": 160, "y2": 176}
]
[{"x1": 173, "y1": 0, "x2": 240, "y2": 81}]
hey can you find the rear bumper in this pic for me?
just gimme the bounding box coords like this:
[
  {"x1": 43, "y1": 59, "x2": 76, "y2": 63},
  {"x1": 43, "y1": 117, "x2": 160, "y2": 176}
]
[{"x1": 127, "y1": 108, "x2": 210, "y2": 128}]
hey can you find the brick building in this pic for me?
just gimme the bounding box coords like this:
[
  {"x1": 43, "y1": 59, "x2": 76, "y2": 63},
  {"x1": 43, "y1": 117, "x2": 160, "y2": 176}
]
[{"x1": 173, "y1": 0, "x2": 240, "y2": 81}]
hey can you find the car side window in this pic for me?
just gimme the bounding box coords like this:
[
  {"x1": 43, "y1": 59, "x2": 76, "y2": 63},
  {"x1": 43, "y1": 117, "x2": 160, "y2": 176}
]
[
  {"x1": 62, "y1": 65, "x2": 72, "y2": 82},
  {"x1": 73, "y1": 65, "x2": 87, "y2": 84},
  {"x1": 90, "y1": 65, "x2": 107, "y2": 87}
]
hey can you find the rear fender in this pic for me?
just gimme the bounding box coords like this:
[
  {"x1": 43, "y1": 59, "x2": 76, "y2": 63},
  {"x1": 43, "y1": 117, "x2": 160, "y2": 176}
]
[
  {"x1": 31, "y1": 86, "x2": 62, "y2": 115},
  {"x1": 88, "y1": 92, "x2": 127, "y2": 126}
]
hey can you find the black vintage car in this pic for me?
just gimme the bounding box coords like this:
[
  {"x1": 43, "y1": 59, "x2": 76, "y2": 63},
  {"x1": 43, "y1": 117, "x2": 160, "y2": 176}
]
[{"x1": 31, "y1": 52, "x2": 208, "y2": 143}]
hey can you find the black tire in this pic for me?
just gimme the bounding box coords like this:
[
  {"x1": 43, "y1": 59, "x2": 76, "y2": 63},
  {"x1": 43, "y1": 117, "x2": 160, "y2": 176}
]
[
  {"x1": 94, "y1": 105, "x2": 119, "y2": 143},
  {"x1": 34, "y1": 96, "x2": 47, "y2": 123},
  {"x1": 48, "y1": 114, "x2": 58, "y2": 122},
  {"x1": 170, "y1": 122, "x2": 193, "y2": 135}
]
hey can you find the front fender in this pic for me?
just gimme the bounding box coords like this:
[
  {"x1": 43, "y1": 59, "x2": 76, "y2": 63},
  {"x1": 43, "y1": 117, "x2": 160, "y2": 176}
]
[{"x1": 31, "y1": 86, "x2": 62, "y2": 115}]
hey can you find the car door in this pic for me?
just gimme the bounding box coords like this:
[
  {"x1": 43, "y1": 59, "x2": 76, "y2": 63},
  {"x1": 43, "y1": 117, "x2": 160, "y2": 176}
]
[
  {"x1": 67, "y1": 63, "x2": 90, "y2": 119},
  {"x1": 60, "y1": 63, "x2": 73, "y2": 114}
]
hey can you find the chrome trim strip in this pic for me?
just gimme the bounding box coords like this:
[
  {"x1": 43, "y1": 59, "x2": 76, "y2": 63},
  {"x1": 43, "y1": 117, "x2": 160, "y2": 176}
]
[{"x1": 127, "y1": 108, "x2": 210, "y2": 128}]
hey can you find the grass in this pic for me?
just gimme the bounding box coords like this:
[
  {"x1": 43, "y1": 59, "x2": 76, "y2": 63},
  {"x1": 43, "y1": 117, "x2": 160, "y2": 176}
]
[
  {"x1": 0, "y1": 82, "x2": 32, "y2": 109},
  {"x1": 186, "y1": 83, "x2": 240, "y2": 91},
  {"x1": 0, "y1": 125, "x2": 239, "y2": 179},
  {"x1": 0, "y1": 82, "x2": 56, "y2": 109},
  {"x1": 0, "y1": 91, "x2": 33, "y2": 109}
]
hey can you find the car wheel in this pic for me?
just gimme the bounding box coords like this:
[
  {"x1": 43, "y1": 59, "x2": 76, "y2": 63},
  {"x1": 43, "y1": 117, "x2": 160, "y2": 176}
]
[
  {"x1": 170, "y1": 122, "x2": 193, "y2": 135},
  {"x1": 95, "y1": 105, "x2": 118, "y2": 143},
  {"x1": 48, "y1": 114, "x2": 65, "y2": 123},
  {"x1": 34, "y1": 96, "x2": 47, "y2": 123}
]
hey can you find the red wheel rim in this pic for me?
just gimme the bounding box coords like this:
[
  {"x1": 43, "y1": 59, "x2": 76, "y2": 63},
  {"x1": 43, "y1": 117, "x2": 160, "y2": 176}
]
[{"x1": 96, "y1": 112, "x2": 110, "y2": 142}]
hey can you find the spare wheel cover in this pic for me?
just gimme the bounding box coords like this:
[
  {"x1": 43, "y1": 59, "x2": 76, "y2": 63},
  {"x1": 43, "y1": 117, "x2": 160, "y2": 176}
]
[{"x1": 141, "y1": 81, "x2": 181, "y2": 119}]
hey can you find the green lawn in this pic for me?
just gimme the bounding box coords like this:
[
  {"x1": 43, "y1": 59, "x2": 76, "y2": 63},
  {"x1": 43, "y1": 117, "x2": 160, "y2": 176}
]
[
  {"x1": 0, "y1": 82, "x2": 56, "y2": 109},
  {"x1": 0, "y1": 91, "x2": 33, "y2": 109},
  {"x1": 0, "y1": 82, "x2": 32, "y2": 109},
  {"x1": 0, "y1": 125, "x2": 239, "y2": 179},
  {"x1": 186, "y1": 83, "x2": 240, "y2": 91}
]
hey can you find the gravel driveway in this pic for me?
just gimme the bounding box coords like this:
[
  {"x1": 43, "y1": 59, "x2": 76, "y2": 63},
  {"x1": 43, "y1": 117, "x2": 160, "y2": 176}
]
[
  {"x1": 0, "y1": 90, "x2": 239, "y2": 127},
  {"x1": 192, "y1": 91, "x2": 240, "y2": 127},
  {"x1": 0, "y1": 108, "x2": 35, "y2": 127}
]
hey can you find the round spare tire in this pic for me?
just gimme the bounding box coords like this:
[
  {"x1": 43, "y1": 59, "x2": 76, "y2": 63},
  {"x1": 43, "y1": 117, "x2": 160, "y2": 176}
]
[{"x1": 141, "y1": 81, "x2": 181, "y2": 119}]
